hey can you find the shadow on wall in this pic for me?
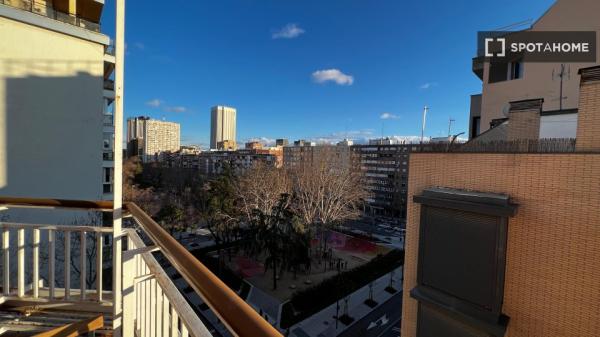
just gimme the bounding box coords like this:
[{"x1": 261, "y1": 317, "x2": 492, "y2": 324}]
[{"x1": 0, "y1": 59, "x2": 105, "y2": 224}]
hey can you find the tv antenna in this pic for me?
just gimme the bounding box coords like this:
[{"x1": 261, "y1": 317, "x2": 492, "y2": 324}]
[
  {"x1": 553, "y1": 64, "x2": 571, "y2": 110},
  {"x1": 447, "y1": 117, "x2": 455, "y2": 137}
]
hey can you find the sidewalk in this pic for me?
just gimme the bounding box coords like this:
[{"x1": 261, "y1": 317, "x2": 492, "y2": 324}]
[{"x1": 288, "y1": 266, "x2": 403, "y2": 337}]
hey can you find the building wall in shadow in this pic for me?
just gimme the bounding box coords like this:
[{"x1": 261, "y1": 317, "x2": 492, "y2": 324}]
[{"x1": 0, "y1": 15, "x2": 106, "y2": 224}]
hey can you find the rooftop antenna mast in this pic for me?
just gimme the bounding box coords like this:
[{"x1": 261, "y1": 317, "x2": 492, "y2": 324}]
[
  {"x1": 420, "y1": 106, "x2": 429, "y2": 144},
  {"x1": 553, "y1": 64, "x2": 570, "y2": 110},
  {"x1": 448, "y1": 117, "x2": 455, "y2": 137}
]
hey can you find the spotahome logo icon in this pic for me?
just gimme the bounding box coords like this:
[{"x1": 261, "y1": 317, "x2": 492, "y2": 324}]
[
  {"x1": 478, "y1": 31, "x2": 597, "y2": 63},
  {"x1": 485, "y1": 37, "x2": 506, "y2": 57}
]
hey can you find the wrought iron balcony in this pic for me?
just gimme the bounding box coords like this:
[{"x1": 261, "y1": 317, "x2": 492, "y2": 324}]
[{"x1": 0, "y1": 196, "x2": 282, "y2": 337}]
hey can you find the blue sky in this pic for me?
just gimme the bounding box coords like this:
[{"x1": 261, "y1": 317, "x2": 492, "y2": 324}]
[{"x1": 101, "y1": 0, "x2": 555, "y2": 147}]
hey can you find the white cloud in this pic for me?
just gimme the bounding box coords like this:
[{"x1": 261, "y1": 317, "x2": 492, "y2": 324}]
[
  {"x1": 164, "y1": 106, "x2": 187, "y2": 113},
  {"x1": 388, "y1": 135, "x2": 428, "y2": 144},
  {"x1": 312, "y1": 69, "x2": 354, "y2": 86},
  {"x1": 380, "y1": 112, "x2": 400, "y2": 120},
  {"x1": 272, "y1": 23, "x2": 305, "y2": 39},
  {"x1": 304, "y1": 130, "x2": 432, "y2": 145},
  {"x1": 307, "y1": 129, "x2": 374, "y2": 144},
  {"x1": 419, "y1": 82, "x2": 438, "y2": 89},
  {"x1": 146, "y1": 99, "x2": 162, "y2": 108}
]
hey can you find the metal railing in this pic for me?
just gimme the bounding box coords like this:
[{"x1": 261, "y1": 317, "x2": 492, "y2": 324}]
[
  {"x1": 103, "y1": 114, "x2": 114, "y2": 127},
  {"x1": 0, "y1": 197, "x2": 283, "y2": 337},
  {"x1": 103, "y1": 151, "x2": 114, "y2": 161},
  {"x1": 0, "y1": 0, "x2": 101, "y2": 32},
  {"x1": 413, "y1": 138, "x2": 579, "y2": 154}
]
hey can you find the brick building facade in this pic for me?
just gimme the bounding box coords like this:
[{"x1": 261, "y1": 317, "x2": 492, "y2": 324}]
[{"x1": 401, "y1": 66, "x2": 600, "y2": 337}]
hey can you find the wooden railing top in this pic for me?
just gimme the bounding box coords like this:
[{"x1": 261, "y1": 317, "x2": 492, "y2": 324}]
[
  {"x1": 0, "y1": 196, "x2": 114, "y2": 211},
  {"x1": 126, "y1": 202, "x2": 283, "y2": 337}
]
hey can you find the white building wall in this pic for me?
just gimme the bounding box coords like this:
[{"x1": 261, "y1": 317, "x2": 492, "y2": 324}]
[
  {"x1": 0, "y1": 12, "x2": 108, "y2": 223},
  {"x1": 539, "y1": 113, "x2": 578, "y2": 139}
]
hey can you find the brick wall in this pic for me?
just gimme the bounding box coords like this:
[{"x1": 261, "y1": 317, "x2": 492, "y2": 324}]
[
  {"x1": 576, "y1": 66, "x2": 600, "y2": 151},
  {"x1": 507, "y1": 99, "x2": 543, "y2": 141},
  {"x1": 401, "y1": 153, "x2": 600, "y2": 337}
]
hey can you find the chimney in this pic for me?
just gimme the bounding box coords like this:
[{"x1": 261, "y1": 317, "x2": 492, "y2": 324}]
[
  {"x1": 576, "y1": 66, "x2": 600, "y2": 152},
  {"x1": 507, "y1": 98, "x2": 544, "y2": 141}
]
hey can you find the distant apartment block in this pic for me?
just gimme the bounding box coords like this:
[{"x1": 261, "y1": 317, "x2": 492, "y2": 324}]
[
  {"x1": 0, "y1": 0, "x2": 116, "y2": 208},
  {"x1": 179, "y1": 145, "x2": 201, "y2": 155},
  {"x1": 469, "y1": 0, "x2": 600, "y2": 140},
  {"x1": 337, "y1": 138, "x2": 354, "y2": 146},
  {"x1": 245, "y1": 141, "x2": 263, "y2": 150},
  {"x1": 369, "y1": 137, "x2": 395, "y2": 145},
  {"x1": 217, "y1": 139, "x2": 237, "y2": 151},
  {"x1": 283, "y1": 142, "x2": 350, "y2": 169},
  {"x1": 162, "y1": 150, "x2": 276, "y2": 174},
  {"x1": 126, "y1": 116, "x2": 180, "y2": 162},
  {"x1": 350, "y1": 143, "x2": 414, "y2": 219},
  {"x1": 275, "y1": 138, "x2": 289, "y2": 146},
  {"x1": 162, "y1": 146, "x2": 282, "y2": 173},
  {"x1": 210, "y1": 105, "x2": 236, "y2": 150}
]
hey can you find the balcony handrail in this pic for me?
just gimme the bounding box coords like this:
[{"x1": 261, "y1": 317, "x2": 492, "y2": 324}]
[
  {"x1": 126, "y1": 202, "x2": 283, "y2": 337},
  {"x1": 0, "y1": 196, "x2": 113, "y2": 211}
]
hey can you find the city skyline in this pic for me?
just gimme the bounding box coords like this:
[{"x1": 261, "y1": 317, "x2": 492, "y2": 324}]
[{"x1": 100, "y1": 0, "x2": 556, "y2": 147}]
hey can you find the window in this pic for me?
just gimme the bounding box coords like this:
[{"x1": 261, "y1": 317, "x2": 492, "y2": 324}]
[
  {"x1": 412, "y1": 188, "x2": 517, "y2": 337},
  {"x1": 103, "y1": 167, "x2": 113, "y2": 184},
  {"x1": 471, "y1": 116, "x2": 481, "y2": 138},
  {"x1": 510, "y1": 59, "x2": 523, "y2": 80},
  {"x1": 489, "y1": 58, "x2": 523, "y2": 83},
  {"x1": 488, "y1": 62, "x2": 508, "y2": 83}
]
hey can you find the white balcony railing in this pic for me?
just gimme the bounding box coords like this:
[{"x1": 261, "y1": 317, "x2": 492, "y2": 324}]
[
  {"x1": 0, "y1": 222, "x2": 112, "y2": 302},
  {"x1": 0, "y1": 197, "x2": 283, "y2": 337},
  {"x1": 123, "y1": 228, "x2": 210, "y2": 337}
]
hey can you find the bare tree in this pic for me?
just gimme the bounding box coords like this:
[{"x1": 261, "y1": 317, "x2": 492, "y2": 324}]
[
  {"x1": 123, "y1": 156, "x2": 161, "y2": 216},
  {"x1": 39, "y1": 216, "x2": 110, "y2": 291},
  {"x1": 235, "y1": 162, "x2": 292, "y2": 221},
  {"x1": 290, "y1": 147, "x2": 370, "y2": 227}
]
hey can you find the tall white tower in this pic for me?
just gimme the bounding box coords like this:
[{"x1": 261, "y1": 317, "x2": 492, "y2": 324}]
[{"x1": 210, "y1": 106, "x2": 237, "y2": 149}]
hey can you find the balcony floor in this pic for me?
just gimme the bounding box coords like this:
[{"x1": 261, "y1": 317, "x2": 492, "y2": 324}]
[
  {"x1": 0, "y1": 308, "x2": 112, "y2": 336},
  {"x1": 0, "y1": 292, "x2": 113, "y2": 336}
]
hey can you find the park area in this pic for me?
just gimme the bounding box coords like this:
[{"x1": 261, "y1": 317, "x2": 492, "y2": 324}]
[{"x1": 219, "y1": 230, "x2": 392, "y2": 301}]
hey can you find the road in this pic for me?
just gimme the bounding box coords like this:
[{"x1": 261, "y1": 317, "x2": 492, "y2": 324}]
[{"x1": 337, "y1": 291, "x2": 402, "y2": 337}]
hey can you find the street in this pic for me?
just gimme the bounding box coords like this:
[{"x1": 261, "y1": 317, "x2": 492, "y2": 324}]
[{"x1": 337, "y1": 291, "x2": 402, "y2": 337}]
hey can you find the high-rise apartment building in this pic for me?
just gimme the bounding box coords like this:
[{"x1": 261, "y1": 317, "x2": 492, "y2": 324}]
[
  {"x1": 126, "y1": 116, "x2": 180, "y2": 162},
  {"x1": 0, "y1": 0, "x2": 116, "y2": 211},
  {"x1": 210, "y1": 105, "x2": 236, "y2": 150}
]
